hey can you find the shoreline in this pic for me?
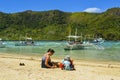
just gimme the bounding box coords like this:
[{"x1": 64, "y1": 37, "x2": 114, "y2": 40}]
[
  {"x1": 1, "y1": 52, "x2": 120, "y2": 63},
  {"x1": 0, "y1": 53, "x2": 120, "y2": 80}
]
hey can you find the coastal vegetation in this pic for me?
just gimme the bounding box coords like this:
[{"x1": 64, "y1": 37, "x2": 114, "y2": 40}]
[{"x1": 0, "y1": 7, "x2": 120, "y2": 40}]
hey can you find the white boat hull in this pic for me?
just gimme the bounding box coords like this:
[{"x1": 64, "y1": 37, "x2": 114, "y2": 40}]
[{"x1": 64, "y1": 44, "x2": 84, "y2": 50}]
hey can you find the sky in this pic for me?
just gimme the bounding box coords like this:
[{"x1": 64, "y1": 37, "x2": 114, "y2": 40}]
[{"x1": 0, "y1": 0, "x2": 120, "y2": 13}]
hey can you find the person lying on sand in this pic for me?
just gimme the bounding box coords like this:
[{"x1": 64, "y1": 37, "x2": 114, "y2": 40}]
[{"x1": 41, "y1": 48, "x2": 59, "y2": 68}]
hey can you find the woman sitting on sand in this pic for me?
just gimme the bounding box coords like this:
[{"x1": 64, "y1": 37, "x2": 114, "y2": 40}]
[{"x1": 41, "y1": 48, "x2": 59, "y2": 68}]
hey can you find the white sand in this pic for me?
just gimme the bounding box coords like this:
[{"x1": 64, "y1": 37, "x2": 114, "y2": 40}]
[{"x1": 0, "y1": 53, "x2": 120, "y2": 80}]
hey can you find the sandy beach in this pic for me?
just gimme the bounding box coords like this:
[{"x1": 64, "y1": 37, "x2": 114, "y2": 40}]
[{"x1": 0, "y1": 53, "x2": 120, "y2": 80}]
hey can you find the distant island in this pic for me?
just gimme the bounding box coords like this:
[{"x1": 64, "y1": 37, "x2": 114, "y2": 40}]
[{"x1": 0, "y1": 7, "x2": 120, "y2": 40}]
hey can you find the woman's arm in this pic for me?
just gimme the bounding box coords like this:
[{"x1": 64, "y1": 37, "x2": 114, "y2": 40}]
[{"x1": 45, "y1": 55, "x2": 52, "y2": 68}]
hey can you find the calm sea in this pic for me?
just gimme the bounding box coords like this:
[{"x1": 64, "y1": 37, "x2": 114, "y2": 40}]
[{"x1": 0, "y1": 41, "x2": 120, "y2": 62}]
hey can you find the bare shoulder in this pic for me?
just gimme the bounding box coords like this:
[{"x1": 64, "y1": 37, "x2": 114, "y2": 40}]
[{"x1": 46, "y1": 54, "x2": 50, "y2": 59}]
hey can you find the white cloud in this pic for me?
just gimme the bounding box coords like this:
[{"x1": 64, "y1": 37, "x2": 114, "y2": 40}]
[{"x1": 84, "y1": 8, "x2": 101, "y2": 13}]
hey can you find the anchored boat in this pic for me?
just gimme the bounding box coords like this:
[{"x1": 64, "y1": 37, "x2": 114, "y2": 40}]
[
  {"x1": 0, "y1": 38, "x2": 6, "y2": 48},
  {"x1": 64, "y1": 29, "x2": 84, "y2": 50},
  {"x1": 15, "y1": 37, "x2": 36, "y2": 46}
]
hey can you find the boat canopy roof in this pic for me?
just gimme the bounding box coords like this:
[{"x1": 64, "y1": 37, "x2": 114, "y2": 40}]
[
  {"x1": 26, "y1": 37, "x2": 32, "y2": 40},
  {"x1": 66, "y1": 35, "x2": 81, "y2": 38}
]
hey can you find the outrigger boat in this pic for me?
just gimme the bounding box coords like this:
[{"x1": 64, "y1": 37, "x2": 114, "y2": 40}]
[
  {"x1": 91, "y1": 38, "x2": 104, "y2": 44},
  {"x1": 83, "y1": 37, "x2": 105, "y2": 49},
  {"x1": 0, "y1": 38, "x2": 6, "y2": 48},
  {"x1": 64, "y1": 36, "x2": 84, "y2": 50},
  {"x1": 64, "y1": 29, "x2": 84, "y2": 50},
  {"x1": 15, "y1": 37, "x2": 36, "y2": 46},
  {"x1": 64, "y1": 28, "x2": 104, "y2": 50}
]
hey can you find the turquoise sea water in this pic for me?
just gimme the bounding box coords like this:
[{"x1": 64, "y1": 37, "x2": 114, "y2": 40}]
[{"x1": 0, "y1": 41, "x2": 120, "y2": 62}]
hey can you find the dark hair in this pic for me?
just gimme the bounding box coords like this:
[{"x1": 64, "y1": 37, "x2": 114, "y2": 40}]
[{"x1": 47, "y1": 48, "x2": 55, "y2": 53}]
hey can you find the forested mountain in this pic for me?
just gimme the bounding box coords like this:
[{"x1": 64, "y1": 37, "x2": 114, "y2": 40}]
[{"x1": 0, "y1": 8, "x2": 120, "y2": 40}]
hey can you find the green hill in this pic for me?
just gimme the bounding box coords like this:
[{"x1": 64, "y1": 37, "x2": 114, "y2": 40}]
[{"x1": 0, "y1": 8, "x2": 120, "y2": 40}]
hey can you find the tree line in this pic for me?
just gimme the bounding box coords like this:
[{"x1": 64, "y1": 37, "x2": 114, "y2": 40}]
[{"x1": 0, "y1": 8, "x2": 120, "y2": 40}]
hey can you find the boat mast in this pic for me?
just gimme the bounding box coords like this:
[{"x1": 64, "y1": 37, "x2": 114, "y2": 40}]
[
  {"x1": 68, "y1": 26, "x2": 71, "y2": 42},
  {"x1": 75, "y1": 28, "x2": 77, "y2": 41},
  {"x1": 81, "y1": 32, "x2": 83, "y2": 42}
]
